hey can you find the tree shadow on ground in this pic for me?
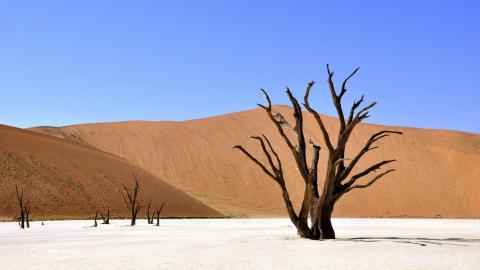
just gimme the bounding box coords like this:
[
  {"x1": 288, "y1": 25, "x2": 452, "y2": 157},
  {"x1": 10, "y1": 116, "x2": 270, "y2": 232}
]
[{"x1": 336, "y1": 237, "x2": 480, "y2": 247}]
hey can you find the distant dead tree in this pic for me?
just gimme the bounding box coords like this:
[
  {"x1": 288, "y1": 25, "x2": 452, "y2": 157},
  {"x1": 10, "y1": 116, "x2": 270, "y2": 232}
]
[
  {"x1": 25, "y1": 201, "x2": 31, "y2": 228},
  {"x1": 100, "y1": 209, "x2": 110, "y2": 224},
  {"x1": 121, "y1": 173, "x2": 143, "y2": 226},
  {"x1": 92, "y1": 211, "x2": 98, "y2": 227},
  {"x1": 234, "y1": 65, "x2": 402, "y2": 240},
  {"x1": 146, "y1": 200, "x2": 154, "y2": 224},
  {"x1": 15, "y1": 185, "x2": 25, "y2": 229},
  {"x1": 154, "y1": 203, "x2": 166, "y2": 226},
  {"x1": 89, "y1": 195, "x2": 108, "y2": 227},
  {"x1": 15, "y1": 184, "x2": 31, "y2": 229}
]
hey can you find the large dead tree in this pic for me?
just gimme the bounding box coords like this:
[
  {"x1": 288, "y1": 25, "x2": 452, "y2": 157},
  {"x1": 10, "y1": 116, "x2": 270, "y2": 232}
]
[
  {"x1": 121, "y1": 173, "x2": 143, "y2": 226},
  {"x1": 234, "y1": 65, "x2": 402, "y2": 240}
]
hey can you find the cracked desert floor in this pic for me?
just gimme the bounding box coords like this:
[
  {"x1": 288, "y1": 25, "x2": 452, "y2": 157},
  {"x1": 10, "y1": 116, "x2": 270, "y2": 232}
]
[{"x1": 1, "y1": 218, "x2": 479, "y2": 270}]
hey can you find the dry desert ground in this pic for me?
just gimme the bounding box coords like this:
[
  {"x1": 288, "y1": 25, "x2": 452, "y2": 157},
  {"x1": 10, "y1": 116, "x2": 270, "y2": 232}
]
[{"x1": 1, "y1": 218, "x2": 479, "y2": 270}]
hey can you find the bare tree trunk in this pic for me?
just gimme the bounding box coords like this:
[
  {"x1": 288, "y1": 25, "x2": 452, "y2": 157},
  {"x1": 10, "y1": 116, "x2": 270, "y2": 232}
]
[
  {"x1": 146, "y1": 200, "x2": 152, "y2": 224},
  {"x1": 20, "y1": 215, "x2": 25, "y2": 229},
  {"x1": 15, "y1": 185, "x2": 25, "y2": 229},
  {"x1": 319, "y1": 205, "x2": 335, "y2": 239},
  {"x1": 93, "y1": 211, "x2": 98, "y2": 227},
  {"x1": 131, "y1": 210, "x2": 136, "y2": 226},
  {"x1": 25, "y1": 202, "x2": 31, "y2": 228},
  {"x1": 155, "y1": 203, "x2": 165, "y2": 227}
]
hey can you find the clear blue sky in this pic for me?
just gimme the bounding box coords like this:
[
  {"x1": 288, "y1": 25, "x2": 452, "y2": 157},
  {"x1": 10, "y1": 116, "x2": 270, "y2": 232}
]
[{"x1": 1, "y1": 1, "x2": 479, "y2": 133}]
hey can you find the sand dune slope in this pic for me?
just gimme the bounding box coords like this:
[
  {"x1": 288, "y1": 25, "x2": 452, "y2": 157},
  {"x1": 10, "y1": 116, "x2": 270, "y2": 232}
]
[
  {"x1": 31, "y1": 107, "x2": 480, "y2": 218},
  {"x1": 0, "y1": 125, "x2": 222, "y2": 220}
]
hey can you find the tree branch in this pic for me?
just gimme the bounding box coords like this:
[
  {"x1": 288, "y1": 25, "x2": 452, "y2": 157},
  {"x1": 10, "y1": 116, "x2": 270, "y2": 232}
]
[
  {"x1": 251, "y1": 136, "x2": 279, "y2": 177},
  {"x1": 339, "y1": 67, "x2": 360, "y2": 100},
  {"x1": 233, "y1": 145, "x2": 278, "y2": 181},
  {"x1": 262, "y1": 135, "x2": 283, "y2": 178},
  {"x1": 258, "y1": 89, "x2": 296, "y2": 153},
  {"x1": 343, "y1": 159, "x2": 397, "y2": 189},
  {"x1": 233, "y1": 142, "x2": 298, "y2": 225},
  {"x1": 285, "y1": 87, "x2": 309, "y2": 181},
  {"x1": 338, "y1": 130, "x2": 403, "y2": 182},
  {"x1": 337, "y1": 101, "x2": 379, "y2": 151},
  {"x1": 303, "y1": 81, "x2": 334, "y2": 152},
  {"x1": 344, "y1": 169, "x2": 395, "y2": 193},
  {"x1": 326, "y1": 64, "x2": 346, "y2": 133},
  {"x1": 347, "y1": 95, "x2": 364, "y2": 125}
]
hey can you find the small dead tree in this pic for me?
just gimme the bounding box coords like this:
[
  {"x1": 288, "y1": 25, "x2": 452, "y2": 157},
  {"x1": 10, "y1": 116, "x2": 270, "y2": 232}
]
[
  {"x1": 15, "y1": 185, "x2": 26, "y2": 229},
  {"x1": 25, "y1": 201, "x2": 31, "y2": 228},
  {"x1": 100, "y1": 210, "x2": 110, "y2": 224},
  {"x1": 92, "y1": 211, "x2": 98, "y2": 227},
  {"x1": 234, "y1": 65, "x2": 402, "y2": 240},
  {"x1": 146, "y1": 200, "x2": 153, "y2": 224},
  {"x1": 154, "y1": 203, "x2": 166, "y2": 226},
  {"x1": 121, "y1": 173, "x2": 143, "y2": 226}
]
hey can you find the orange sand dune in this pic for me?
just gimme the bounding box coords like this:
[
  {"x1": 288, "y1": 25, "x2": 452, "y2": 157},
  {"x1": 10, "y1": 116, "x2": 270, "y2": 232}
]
[
  {"x1": 31, "y1": 107, "x2": 480, "y2": 218},
  {"x1": 0, "y1": 124, "x2": 222, "y2": 220}
]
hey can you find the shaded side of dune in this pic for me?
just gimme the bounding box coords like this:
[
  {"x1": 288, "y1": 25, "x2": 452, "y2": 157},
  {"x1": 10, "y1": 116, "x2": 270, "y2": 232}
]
[{"x1": 0, "y1": 125, "x2": 222, "y2": 220}]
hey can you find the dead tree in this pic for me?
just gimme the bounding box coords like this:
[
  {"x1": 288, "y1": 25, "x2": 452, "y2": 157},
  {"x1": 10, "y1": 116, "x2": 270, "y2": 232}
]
[
  {"x1": 234, "y1": 65, "x2": 402, "y2": 240},
  {"x1": 15, "y1": 185, "x2": 26, "y2": 229},
  {"x1": 100, "y1": 210, "x2": 110, "y2": 224},
  {"x1": 25, "y1": 201, "x2": 31, "y2": 228},
  {"x1": 146, "y1": 200, "x2": 153, "y2": 224},
  {"x1": 92, "y1": 211, "x2": 98, "y2": 227},
  {"x1": 154, "y1": 203, "x2": 166, "y2": 226},
  {"x1": 121, "y1": 173, "x2": 143, "y2": 226}
]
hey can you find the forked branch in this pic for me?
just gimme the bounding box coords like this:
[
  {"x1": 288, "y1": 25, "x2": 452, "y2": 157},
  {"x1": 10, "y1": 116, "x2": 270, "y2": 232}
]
[
  {"x1": 343, "y1": 169, "x2": 396, "y2": 193},
  {"x1": 337, "y1": 130, "x2": 403, "y2": 182},
  {"x1": 233, "y1": 145, "x2": 277, "y2": 181},
  {"x1": 303, "y1": 81, "x2": 334, "y2": 152},
  {"x1": 342, "y1": 159, "x2": 397, "y2": 190}
]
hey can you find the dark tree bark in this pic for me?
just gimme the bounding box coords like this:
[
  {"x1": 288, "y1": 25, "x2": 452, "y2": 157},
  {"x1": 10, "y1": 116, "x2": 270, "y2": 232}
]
[
  {"x1": 154, "y1": 203, "x2": 165, "y2": 227},
  {"x1": 92, "y1": 211, "x2": 98, "y2": 227},
  {"x1": 146, "y1": 200, "x2": 153, "y2": 224},
  {"x1": 121, "y1": 173, "x2": 143, "y2": 226},
  {"x1": 15, "y1": 185, "x2": 25, "y2": 229},
  {"x1": 25, "y1": 201, "x2": 31, "y2": 228},
  {"x1": 234, "y1": 65, "x2": 402, "y2": 240}
]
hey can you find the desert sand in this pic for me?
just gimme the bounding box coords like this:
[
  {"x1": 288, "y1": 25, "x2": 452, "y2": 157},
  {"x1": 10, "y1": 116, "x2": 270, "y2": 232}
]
[
  {"x1": 31, "y1": 107, "x2": 480, "y2": 218},
  {"x1": 0, "y1": 124, "x2": 222, "y2": 220},
  {"x1": 0, "y1": 218, "x2": 479, "y2": 270}
]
